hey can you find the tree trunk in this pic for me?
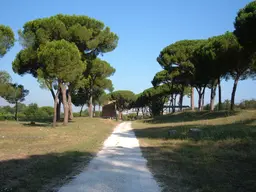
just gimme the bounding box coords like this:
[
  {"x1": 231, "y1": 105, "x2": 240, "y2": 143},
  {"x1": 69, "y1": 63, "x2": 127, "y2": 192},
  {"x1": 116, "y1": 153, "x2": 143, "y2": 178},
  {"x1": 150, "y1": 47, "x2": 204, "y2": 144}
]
[
  {"x1": 168, "y1": 97, "x2": 171, "y2": 113},
  {"x1": 218, "y1": 78, "x2": 222, "y2": 111},
  {"x1": 60, "y1": 84, "x2": 69, "y2": 126},
  {"x1": 170, "y1": 94, "x2": 175, "y2": 113},
  {"x1": 89, "y1": 95, "x2": 93, "y2": 118},
  {"x1": 210, "y1": 84, "x2": 217, "y2": 111},
  {"x1": 57, "y1": 102, "x2": 61, "y2": 121},
  {"x1": 118, "y1": 111, "x2": 122, "y2": 120},
  {"x1": 67, "y1": 90, "x2": 73, "y2": 120},
  {"x1": 57, "y1": 89, "x2": 61, "y2": 121},
  {"x1": 168, "y1": 96, "x2": 172, "y2": 113},
  {"x1": 191, "y1": 87, "x2": 194, "y2": 111},
  {"x1": 136, "y1": 108, "x2": 139, "y2": 117},
  {"x1": 80, "y1": 105, "x2": 84, "y2": 117},
  {"x1": 196, "y1": 87, "x2": 206, "y2": 111},
  {"x1": 231, "y1": 75, "x2": 240, "y2": 111},
  {"x1": 202, "y1": 90, "x2": 205, "y2": 110},
  {"x1": 197, "y1": 88, "x2": 203, "y2": 111},
  {"x1": 173, "y1": 94, "x2": 177, "y2": 113},
  {"x1": 50, "y1": 87, "x2": 61, "y2": 121},
  {"x1": 93, "y1": 104, "x2": 96, "y2": 117},
  {"x1": 53, "y1": 90, "x2": 60, "y2": 127},
  {"x1": 179, "y1": 88, "x2": 184, "y2": 111},
  {"x1": 50, "y1": 88, "x2": 55, "y2": 100},
  {"x1": 198, "y1": 93, "x2": 202, "y2": 111},
  {"x1": 15, "y1": 100, "x2": 18, "y2": 121}
]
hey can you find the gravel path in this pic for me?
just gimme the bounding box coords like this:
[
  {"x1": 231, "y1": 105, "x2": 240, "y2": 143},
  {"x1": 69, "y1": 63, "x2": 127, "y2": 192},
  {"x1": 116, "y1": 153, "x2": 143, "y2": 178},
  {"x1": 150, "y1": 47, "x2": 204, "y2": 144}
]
[{"x1": 58, "y1": 122, "x2": 161, "y2": 192}]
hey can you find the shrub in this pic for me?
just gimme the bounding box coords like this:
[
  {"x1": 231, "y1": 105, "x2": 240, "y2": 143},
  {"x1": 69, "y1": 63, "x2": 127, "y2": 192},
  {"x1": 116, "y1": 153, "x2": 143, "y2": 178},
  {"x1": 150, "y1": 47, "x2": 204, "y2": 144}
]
[
  {"x1": 238, "y1": 99, "x2": 256, "y2": 109},
  {"x1": 24, "y1": 103, "x2": 39, "y2": 119},
  {"x1": 122, "y1": 113, "x2": 137, "y2": 121},
  {"x1": 127, "y1": 113, "x2": 137, "y2": 120},
  {"x1": 39, "y1": 106, "x2": 54, "y2": 116},
  {"x1": 0, "y1": 114, "x2": 15, "y2": 121},
  {"x1": 73, "y1": 112, "x2": 81, "y2": 117},
  {"x1": 94, "y1": 111, "x2": 102, "y2": 117},
  {"x1": 36, "y1": 109, "x2": 49, "y2": 118}
]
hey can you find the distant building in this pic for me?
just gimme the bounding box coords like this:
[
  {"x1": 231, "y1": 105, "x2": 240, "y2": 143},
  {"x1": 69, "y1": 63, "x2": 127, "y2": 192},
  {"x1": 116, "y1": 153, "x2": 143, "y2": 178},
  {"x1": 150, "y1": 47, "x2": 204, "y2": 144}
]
[{"x1": 102, "y1": 101, "x2": 117, "y2": 119}]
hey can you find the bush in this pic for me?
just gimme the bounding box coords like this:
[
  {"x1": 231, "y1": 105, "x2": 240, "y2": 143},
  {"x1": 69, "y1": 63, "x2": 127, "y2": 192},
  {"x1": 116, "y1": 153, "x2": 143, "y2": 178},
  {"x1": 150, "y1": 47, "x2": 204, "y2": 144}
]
[
  {"x1": 122, "y1": 113, "x2": 137, "y2": 121},
  {"x1": 0, "y1": 114, "x2": 15, "y2": 121},
  {"x1": 36, "y1": 109, "x2": 49, "y2": 118},
  {"x1": 127, "y1": 113, "x2": 137, "y2": 120},
  {"x1": 73, "y1": 112, "x2": 81, "y2": 117},
  {"x1": 0, "y1": 106, "x2": 15, "y2": 114},
  {"x1": 238, "y1": 99, "x2": 256, "y2": 109},
  {"x1": 24, "y1": 103, "x2": 39, "y2": 119},
  {"x1": 17, "y1": 113, "x2": 26, "y2": 119},
  {"x1": 94, "y1": 111, "x2": 102, "y2": 117},
  {"x1": 204, "y1": 104, "x2": 211, "y2": 110},
  {"x1": 39, "y1": 106, "x2": 54, "y2": 116}
]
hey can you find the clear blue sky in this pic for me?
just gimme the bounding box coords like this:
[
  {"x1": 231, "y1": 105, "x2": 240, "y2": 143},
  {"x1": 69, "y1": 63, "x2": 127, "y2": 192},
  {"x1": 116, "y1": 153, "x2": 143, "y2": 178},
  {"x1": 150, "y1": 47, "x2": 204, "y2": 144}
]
[{"x1": 0, "y1": 0, "x2": 255, "y2": 110}]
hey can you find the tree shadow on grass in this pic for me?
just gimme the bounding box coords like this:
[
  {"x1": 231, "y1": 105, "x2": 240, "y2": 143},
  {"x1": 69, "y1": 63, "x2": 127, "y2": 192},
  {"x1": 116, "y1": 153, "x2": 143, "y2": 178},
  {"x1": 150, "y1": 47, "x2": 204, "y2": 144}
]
[
  {"x1": 144, "y1": 111, "x2": 239, "y2": 124},
  {"x1": 139, "y1": 142, "x2": 256, "y2": 192},
  {"x1": 134, "y1": 119, "x2": 256, "y2": 192},
  {"x1": 1, "y1": 146, "x2": 161, "y2": 192},
  {"x1": 21, "y1": 122, "x2": 52, "y2": 127},
  {"x1": 0, "y1": 151, "x2": 95, "y2": 192}
]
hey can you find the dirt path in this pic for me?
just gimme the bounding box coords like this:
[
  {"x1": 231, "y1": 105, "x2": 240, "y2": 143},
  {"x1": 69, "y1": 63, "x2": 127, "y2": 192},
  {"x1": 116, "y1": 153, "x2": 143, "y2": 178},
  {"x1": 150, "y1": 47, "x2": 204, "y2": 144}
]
[{"x1": 58, "y1": 122, "x2": 161, "y2": 192}]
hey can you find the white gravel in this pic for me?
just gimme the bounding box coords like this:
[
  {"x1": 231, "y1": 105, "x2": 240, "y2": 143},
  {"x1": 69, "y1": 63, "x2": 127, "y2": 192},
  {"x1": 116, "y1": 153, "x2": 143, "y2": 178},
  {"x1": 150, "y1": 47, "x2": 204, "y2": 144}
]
[{"x1": 58, "y1": 122, "x2": 161, "y2": 192}]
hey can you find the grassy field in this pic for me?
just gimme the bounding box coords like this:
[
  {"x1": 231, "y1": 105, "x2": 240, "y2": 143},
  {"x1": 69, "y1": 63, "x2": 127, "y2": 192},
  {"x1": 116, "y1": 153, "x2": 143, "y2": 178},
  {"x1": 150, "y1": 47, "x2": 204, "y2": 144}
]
[
  {"x1": 0, "y1": 118, "x2": 117, "y2": 192},
  {"x1": 133, "y1": 110, "x2": 256, "y2": 192}
]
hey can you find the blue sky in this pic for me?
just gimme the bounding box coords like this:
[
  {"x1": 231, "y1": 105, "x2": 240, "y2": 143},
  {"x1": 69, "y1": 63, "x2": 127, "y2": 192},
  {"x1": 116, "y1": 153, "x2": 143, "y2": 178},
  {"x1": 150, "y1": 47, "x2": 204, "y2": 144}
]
[{"x1": 0, "y1": 0, "x2": 255, "y2": 110}]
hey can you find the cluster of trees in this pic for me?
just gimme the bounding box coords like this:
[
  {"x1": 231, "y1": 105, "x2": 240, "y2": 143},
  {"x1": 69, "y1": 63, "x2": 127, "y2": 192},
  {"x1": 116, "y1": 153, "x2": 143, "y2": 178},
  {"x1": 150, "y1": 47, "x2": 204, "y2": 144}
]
[
  {"x1": 203, "y1": 99, "x2": 256, "y2": 111},
  {"x1": 102, "y1": 88, "x2": 171, "y2": 118},
  {"x1": 1, "y1": 14, "x2": 119, "y2": 126},
  {"x1": 0, "y1": 25, "x2": 30, "y2": 120},
  {"x1": 0, "y1": 103, "x2": 53, "y2": 120},
  {"x1": 108, "y1": 1, "x2": 256, "y2": 118},
  {"x1": 135, "y1": 1, "x2": 256, "y2": 115}
]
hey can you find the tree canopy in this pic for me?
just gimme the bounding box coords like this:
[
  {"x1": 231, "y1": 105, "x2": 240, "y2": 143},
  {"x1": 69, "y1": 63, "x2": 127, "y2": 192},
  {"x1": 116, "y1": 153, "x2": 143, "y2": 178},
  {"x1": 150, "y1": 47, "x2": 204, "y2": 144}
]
[
  {"x1": 0, "y1": 70, "x2": 11, "y2": 85},
  {"x1": 13, "y1": 14, "x2": 118, "y2": 77},
  {"x1": 0, "y1": 71, "x2": 12, "y2": 98},
  {"x1": 141, "y1": 84, "x2": 170, "y2": 116},
  {"x1": 12, "y1": 14, "x2": 118, "y2": 125},
  {"x1": 234, "y1": 1, "x2": 256, "y2": 71},
  {"x1": 234, "y1": 1, "x2": 256, "y2": 52},
  {"x1": 109, "y1": 90, "x2": 136, "y2": 114},
  {"x1": 38, "y1": 39, "x2": 85, "y2": 83},
  {"x1": 3, "y1": 83, "x2": 29, "y2": 120},
  {"x1": 0, "y1": 25, "x2": 15, "y2": 58}
]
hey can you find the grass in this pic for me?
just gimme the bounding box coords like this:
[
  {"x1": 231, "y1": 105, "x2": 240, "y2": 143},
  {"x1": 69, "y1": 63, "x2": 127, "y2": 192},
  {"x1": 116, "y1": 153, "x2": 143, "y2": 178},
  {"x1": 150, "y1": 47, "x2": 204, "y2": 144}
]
[
  {"x1": 0, "y1": 118, "x2": 117, "y2": 192},
  {"x1": 133, "y1": 110, "x2": 256, "y2": 192}
]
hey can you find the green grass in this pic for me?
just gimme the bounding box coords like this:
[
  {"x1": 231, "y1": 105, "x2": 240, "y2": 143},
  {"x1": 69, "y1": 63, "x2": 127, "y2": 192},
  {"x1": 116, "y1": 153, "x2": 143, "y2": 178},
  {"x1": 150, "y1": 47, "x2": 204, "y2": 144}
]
[
  {"x1": 133, "y1": 110, "x2": 256, "y2": 192},
  {"x1": 0, "y1": 118, "x2": 117, "y2": 192}
]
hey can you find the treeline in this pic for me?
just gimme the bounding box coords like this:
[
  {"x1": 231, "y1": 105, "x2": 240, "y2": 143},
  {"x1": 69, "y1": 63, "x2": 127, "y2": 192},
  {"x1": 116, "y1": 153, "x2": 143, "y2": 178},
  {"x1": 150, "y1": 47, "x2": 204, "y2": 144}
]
[
  {"x1": 0, "y1": 103, "x2": 53, "y2": 121},
  {"x1": 204, "y1": 99, "x2": 256, "y2": 111},
  {"x1": 133, "y1": 1, "x2": 256, "y2": 116},
  {"x1": 0, "y1": 102, "x2": 104, "y2": 121},
  {"x1": 0, "y1": 15, "x2": 118, "y2": 126}
]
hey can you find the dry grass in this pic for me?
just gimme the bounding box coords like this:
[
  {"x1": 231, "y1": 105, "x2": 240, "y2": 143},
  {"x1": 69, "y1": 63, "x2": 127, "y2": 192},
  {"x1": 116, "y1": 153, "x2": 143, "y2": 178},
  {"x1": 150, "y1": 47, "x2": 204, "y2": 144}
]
[
  {"x1": 0, "y1": 118, "x2": 117, "y2": 192},
  {"x1": 133, "y1": 110, "x2": 256, "y2": 192}
]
